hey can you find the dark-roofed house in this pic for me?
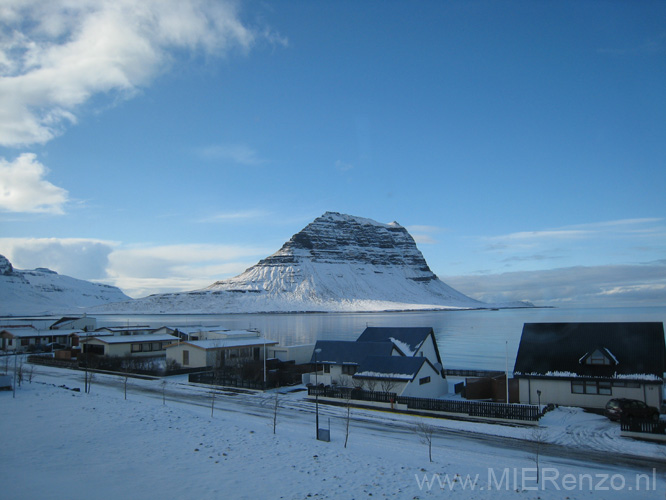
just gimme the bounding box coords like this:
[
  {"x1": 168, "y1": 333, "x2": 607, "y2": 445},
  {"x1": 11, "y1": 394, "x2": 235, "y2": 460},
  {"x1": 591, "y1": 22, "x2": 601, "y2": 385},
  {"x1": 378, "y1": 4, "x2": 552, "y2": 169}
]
[
  {"x1": 513, "y1": 322, "x2": 665, "y2": 409},
  {"x1": 356, "y1": 327, "x2": 443, "y2": 371},
  {"x1": 354, "y1": 355, "x2": 444, "y2": 398},
  {"x1": 310, "y1": 340, "x2": 401, "y2": 386},
  {"x1": 306, "y1": 327, "x2": 447, "y2": 398}
]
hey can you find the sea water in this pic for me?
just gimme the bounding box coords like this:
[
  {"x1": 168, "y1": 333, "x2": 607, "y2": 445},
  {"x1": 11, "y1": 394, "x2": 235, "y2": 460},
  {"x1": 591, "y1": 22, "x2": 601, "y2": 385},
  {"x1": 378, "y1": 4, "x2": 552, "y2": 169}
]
[{"x1": 93, "y1": 306, "x2": 666, "y2": 371}]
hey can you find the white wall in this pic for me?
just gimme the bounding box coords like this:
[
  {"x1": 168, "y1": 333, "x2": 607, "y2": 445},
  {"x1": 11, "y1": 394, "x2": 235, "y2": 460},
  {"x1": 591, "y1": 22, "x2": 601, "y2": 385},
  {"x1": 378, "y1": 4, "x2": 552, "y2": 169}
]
[
  {"x1": 518, "y1": 378, "x2": 663, "y2": 409},
  {"x1": 400, "y1": 362, "x2": 447, "y2": 398}
]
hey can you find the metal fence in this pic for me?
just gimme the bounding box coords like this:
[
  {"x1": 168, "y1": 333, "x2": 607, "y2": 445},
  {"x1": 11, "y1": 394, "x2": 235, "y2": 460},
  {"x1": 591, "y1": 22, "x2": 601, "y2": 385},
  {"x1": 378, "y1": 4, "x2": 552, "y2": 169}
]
[
  {"x1": 308, "y1": 385, "x2": 542, "y2": 422},
  {"x1": 620, "y1": 419, "x2": 666, "y2": 435}
]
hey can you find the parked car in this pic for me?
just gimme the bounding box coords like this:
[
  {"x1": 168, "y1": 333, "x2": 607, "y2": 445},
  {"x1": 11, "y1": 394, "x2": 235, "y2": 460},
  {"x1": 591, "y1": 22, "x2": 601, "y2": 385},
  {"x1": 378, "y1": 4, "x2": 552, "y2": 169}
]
[{"x1": 604, "y1": 398, "x2": 660, "y2": 422}]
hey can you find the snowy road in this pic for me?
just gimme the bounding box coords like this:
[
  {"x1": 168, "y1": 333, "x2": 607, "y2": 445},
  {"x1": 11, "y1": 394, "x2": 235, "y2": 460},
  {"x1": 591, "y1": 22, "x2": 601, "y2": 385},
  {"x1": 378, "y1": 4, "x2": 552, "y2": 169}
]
[{"x1": 30, "y1": 364, "x2": 666, "y2": 473}]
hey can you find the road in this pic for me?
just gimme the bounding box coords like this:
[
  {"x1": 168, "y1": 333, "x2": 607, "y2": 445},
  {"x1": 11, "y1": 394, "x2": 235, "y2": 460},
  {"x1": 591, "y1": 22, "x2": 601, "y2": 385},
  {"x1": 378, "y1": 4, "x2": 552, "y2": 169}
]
[{"x1": 29, "y1": 363, "x2": 666, "y2": 475}]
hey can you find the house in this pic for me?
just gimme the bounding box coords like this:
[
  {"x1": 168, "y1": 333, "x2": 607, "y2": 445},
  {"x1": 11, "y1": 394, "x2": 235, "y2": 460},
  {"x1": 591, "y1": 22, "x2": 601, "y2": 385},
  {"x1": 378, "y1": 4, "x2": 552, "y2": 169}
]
[
  {"x1": 309, "y1": 340, "x2": 401, "y2": 386},
  {"x1": 513, "y1": 322, "x2": 666, "y2": 409},
  {"x1": 356, "y1": 327, "x2": 444, "y2": 373},
  {"x1": 93, "y1": 325, "x2": 155, "y2": 336},
  {"x1": 50, "y1": 315, "x2": 97, "y2": 332},
  {"x1": 305, "y1": 326, "x2": 448, "y2": 398},
  {"x1": 166, "y1": 337, "x2": 278, "y2": 369},
  {"x1": 267, "y1": 344, "x2": 315, "y2": 365},
  {"x1": 1, "y1": 327, "x2": 83, "y2": 352},
  {"x1": 81, "y1": 334, "x2": 179, "y2": 358},
  {"x1": 353, "y1": 355, "x2": 445, "y2": 398}
]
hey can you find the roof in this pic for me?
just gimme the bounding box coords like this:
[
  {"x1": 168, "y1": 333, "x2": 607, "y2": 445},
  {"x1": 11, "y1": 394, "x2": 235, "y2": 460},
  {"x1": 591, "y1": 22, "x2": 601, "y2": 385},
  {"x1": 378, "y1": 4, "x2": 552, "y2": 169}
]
[
  {"x1": 173, "y1": 338, "x2": 278, "y2": 350},
  {"x1": 356, "y1": 327, "x2": 434, "y2": 355},
  {"x1": 513, "y1": 322, "x2": 666, "y2": 380},
  {"x1": 310, "y1": 340, "x2": 398, "y2": 365},
  {"x1": 0, "y1": 328, "x2": 83, "y2": 338},
  {"x1": 354, "y1": 355, "x2": 429, "y2": 381},
  {"x1": 84, "y1": 334, "x2": 178, "y2": 344}
]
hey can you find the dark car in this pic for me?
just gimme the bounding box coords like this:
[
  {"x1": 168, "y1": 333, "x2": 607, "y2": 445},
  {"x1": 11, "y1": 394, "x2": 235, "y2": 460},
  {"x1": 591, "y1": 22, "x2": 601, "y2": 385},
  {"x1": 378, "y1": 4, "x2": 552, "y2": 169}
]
[{"x1": 604, "y1": 398, "x2": 660, "y2": 422}]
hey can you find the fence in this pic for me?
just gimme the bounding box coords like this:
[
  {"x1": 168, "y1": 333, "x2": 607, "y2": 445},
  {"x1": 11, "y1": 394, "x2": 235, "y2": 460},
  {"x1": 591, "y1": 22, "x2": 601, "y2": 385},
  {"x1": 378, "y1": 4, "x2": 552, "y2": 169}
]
[
  {"x1": 620, "y1": 419, "x2": 666, "y2": 435},
  {"x1": 308, "y1": 385, "x2": 542, "y2": 422},
  {"x1": 189, "y1": 371, "x2": 268, "y2": 390}
]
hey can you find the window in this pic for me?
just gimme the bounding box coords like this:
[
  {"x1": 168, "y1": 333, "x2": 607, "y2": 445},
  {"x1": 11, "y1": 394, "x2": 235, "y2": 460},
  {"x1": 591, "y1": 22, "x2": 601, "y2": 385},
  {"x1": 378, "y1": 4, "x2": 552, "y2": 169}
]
[
  {"x1": 586, "y1": 349, "x2": 611, "y2": 366},
  {"x1": 342, "y1": 365, "x2": 356, "y2": 375},
  {"x1": 323, "y1": 364, "x2": 330, "y2": 374},
  {"x1": 572, "y1": 380, "x2": 612, "y2": 396},
  {"x1": 419, "y1": 376, "x2": 431, "y2": 385},
  {"x1": 21, "y1": 339, "x2": 29, "y2": 346},
  {"x1": 182, "y1": 350, "x2": 189, "y2": 365},
  {"x1": 131, "y1": 344, "x2": 141, "y2": 352}
]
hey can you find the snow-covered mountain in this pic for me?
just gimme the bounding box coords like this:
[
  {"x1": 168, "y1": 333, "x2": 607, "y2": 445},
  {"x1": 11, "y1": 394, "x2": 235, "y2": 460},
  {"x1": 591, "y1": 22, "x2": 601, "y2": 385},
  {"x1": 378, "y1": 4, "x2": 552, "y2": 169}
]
[
  {"x1": 96, "y1": 212, "x2": 530, "y2": 313},
  {"x1": 0, "y1": 254, "x2": 131, "y2": 316}
]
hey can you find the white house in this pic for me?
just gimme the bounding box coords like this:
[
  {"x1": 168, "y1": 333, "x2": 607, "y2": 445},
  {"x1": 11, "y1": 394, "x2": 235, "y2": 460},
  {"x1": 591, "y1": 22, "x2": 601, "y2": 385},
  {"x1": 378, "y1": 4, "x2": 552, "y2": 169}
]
[
  {"x1": 513, "y1": 322, "x2": 665, "y2": 410},
  {"x1": 81, "y1": 334, "x2": 178, "y2": 358},
  {"x1": 50, "y1": 315, "x2": 97, "y2": 332},
  {"x1": 305, "y1": 327, "x2": 448, "y2": 398},
  {"x1": 1, "y1": 327, "x2": 83, "y2": 352},
  {"x1": 166, "y1": 337, "x2": 278, "y2": 369}
]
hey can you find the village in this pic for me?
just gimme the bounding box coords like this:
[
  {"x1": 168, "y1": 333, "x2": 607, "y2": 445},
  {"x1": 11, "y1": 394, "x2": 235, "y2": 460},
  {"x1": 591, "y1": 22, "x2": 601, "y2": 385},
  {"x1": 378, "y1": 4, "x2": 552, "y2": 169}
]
[{"x1": 2, "y1": 316, "x2": 664, "y2": 443}]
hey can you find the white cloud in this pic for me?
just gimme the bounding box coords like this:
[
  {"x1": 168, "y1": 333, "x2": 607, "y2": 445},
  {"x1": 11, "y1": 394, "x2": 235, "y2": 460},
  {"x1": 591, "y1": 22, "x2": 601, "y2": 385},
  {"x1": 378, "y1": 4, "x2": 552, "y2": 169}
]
[
  {"x1": 407, "y1": 224, "x2": 445, "y2": 245},
  {"x1": 0, "y1": 237, "x2": 271, "y2": 298},
  {"x1": 442, "y1": 260, "x2": 666, "y2": 307},
  {"x1": 201, "y1": 209, "x2": 271, "y2": 223},
  {"x1": 0, "y1": 0, "x2": 270, "y2": 146},
  {"x1": 196, "y1": 144, "x2": 265, "y2": 165},
  {"x1": 0, "y1": 237, "x2": 117, "y2": 278},
  {"x1": 106, "y1": 243, "x2": 270, "y2": 297},
  {"x1": 0, "y1": 154, "x2": 68, "y2": 213}
]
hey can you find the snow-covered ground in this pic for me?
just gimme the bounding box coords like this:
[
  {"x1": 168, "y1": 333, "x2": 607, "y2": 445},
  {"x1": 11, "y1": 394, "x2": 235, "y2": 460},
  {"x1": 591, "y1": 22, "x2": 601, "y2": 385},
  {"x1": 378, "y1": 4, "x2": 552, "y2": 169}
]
[{"x1": 2, "y1": 363, "x2": 664, "y2": 499}]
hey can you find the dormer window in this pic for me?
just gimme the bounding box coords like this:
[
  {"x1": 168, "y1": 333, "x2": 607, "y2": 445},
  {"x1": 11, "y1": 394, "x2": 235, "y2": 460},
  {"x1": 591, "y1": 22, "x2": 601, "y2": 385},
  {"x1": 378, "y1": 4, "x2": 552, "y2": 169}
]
[{"x1": 579, "y1": 347, "x2": 618, "y2": 367}]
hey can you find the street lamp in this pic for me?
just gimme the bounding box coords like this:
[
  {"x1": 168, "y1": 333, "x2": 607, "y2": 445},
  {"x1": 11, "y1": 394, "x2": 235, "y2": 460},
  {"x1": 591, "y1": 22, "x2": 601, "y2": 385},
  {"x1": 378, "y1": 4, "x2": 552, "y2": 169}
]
[{"x1": 314, "y1": 348, "x2": 322, "y2": 440}]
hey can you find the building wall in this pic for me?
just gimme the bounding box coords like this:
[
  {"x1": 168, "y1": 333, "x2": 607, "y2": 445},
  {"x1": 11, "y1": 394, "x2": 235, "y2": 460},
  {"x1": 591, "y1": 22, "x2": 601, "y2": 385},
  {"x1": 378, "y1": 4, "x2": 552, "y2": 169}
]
[
  {"x1": 268, "y1": 344, "x2": 314, "y2": 365},
  {"x1": 518, "y1": 378, "x2": 662, "y2": 409},
  {"x1": 400, "y1": 363, "x2": 447, "y2": 398},
  {"x1": 166, "y1": 344, "x2": 208, "y2": 368}
]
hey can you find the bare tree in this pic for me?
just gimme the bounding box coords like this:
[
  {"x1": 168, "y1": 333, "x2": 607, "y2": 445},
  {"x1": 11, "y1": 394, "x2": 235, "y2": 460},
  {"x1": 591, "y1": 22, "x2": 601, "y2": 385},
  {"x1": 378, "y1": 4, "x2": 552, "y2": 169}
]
[
  {"x1": 364, "y1": 378, "x2": 377, "y2": 393},
  {"x1": 531, "y1": 427, "x2": 548, "y2": 483},
  {"x1": 17, "y1": 358, "x2": 23, "y2": 387},
  {"x1": 379, "y1": 377, "x2": 396, "y2": 394},
  {"x1": 415, "y1": 420, "x2": 436, "y2": 463},
  {"x1": 273, "y1": 386, "x2": 279, "y2": 434},
  {"x1": 344, "y1": 388, "x2": 352, "y2": 448},
  {"x1": 27, "y1": 363, "x2": 35, "y2": 384}
]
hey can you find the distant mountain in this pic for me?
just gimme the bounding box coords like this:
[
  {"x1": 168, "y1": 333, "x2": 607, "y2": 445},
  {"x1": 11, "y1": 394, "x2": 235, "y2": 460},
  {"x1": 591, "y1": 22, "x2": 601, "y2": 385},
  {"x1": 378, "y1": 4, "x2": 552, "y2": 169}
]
[
  {"x1": 95, "y1": 212, "x2": 532, "y2": 313},
  {"x1": 0, "y1": 254, "x2": 131, "y2": 316}
]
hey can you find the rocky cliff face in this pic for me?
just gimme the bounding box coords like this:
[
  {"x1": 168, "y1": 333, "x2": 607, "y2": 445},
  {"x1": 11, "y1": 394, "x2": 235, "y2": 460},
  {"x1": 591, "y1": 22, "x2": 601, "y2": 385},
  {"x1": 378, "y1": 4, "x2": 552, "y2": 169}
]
[
  {"x1": 0, "y1": 254, "x2": 131, "y2": 316},
  {"x1": 98, "y1": 212, "x2": 490, "y2": 314}
]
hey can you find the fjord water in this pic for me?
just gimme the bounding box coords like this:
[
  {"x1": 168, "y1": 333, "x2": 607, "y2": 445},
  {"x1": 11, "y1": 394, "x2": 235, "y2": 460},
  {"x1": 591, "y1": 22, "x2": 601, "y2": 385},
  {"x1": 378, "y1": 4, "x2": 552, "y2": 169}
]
[{"x1": 97, "y1": 306, "x2": 666, "y2": 372}]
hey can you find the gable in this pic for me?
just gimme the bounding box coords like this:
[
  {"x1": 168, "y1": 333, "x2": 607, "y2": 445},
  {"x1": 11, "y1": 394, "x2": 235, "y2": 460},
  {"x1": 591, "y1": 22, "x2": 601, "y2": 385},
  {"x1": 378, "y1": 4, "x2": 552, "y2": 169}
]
[{"x1": 513, "y1": 322, "x2": 666, "y2": 380}]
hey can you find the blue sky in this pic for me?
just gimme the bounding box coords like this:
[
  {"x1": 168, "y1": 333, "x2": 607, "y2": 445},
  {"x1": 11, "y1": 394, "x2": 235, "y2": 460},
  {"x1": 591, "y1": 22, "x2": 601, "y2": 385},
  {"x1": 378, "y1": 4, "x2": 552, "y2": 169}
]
[{"x1": 1, "y1": 0, "x2": 665, "y2": 307}]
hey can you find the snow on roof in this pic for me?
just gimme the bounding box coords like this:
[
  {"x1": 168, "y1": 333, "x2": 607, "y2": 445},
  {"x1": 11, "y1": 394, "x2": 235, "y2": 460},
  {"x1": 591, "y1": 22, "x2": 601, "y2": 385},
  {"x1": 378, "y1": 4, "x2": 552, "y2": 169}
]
[
  {"x1": 353, "y1": 356, "x2": 428, "y2": 381},
  {"x1": 1, "y1": 328, "x2": 82, "y2": 338},
  {"x1": 513, "y1": 370, "x2": 664, "y2": 382},
  {"x1": 176, "y1": 338, "x2": 278, "y2": 350},
  {"x1": 85, "y1": 334, "x2": 178, "y2": 344}
]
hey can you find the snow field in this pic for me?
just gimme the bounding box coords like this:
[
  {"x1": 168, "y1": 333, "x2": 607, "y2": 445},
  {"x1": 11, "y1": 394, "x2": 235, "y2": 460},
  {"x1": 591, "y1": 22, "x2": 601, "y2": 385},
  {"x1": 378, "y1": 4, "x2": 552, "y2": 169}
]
[{"x1": 1, "y1": 366, "x2": 664, "y2": 499}]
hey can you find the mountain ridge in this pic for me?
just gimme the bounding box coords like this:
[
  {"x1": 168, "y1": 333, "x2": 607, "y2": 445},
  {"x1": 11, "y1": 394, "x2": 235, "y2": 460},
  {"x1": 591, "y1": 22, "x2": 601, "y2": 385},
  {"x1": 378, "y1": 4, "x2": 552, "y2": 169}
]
[
  {"x1": 0, "y1": 254, "x2": 131, "y2": 316},
  {"x1": 93, "y1": 212, "x2": 532, "y2": 313}
]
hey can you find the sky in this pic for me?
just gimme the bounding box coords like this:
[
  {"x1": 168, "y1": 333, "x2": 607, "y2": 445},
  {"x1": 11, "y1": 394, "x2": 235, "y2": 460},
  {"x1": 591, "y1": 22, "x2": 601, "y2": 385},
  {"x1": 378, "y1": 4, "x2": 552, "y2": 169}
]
[{"x1": 0, "y1": 0, "x2": 665, "y2": 308}]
